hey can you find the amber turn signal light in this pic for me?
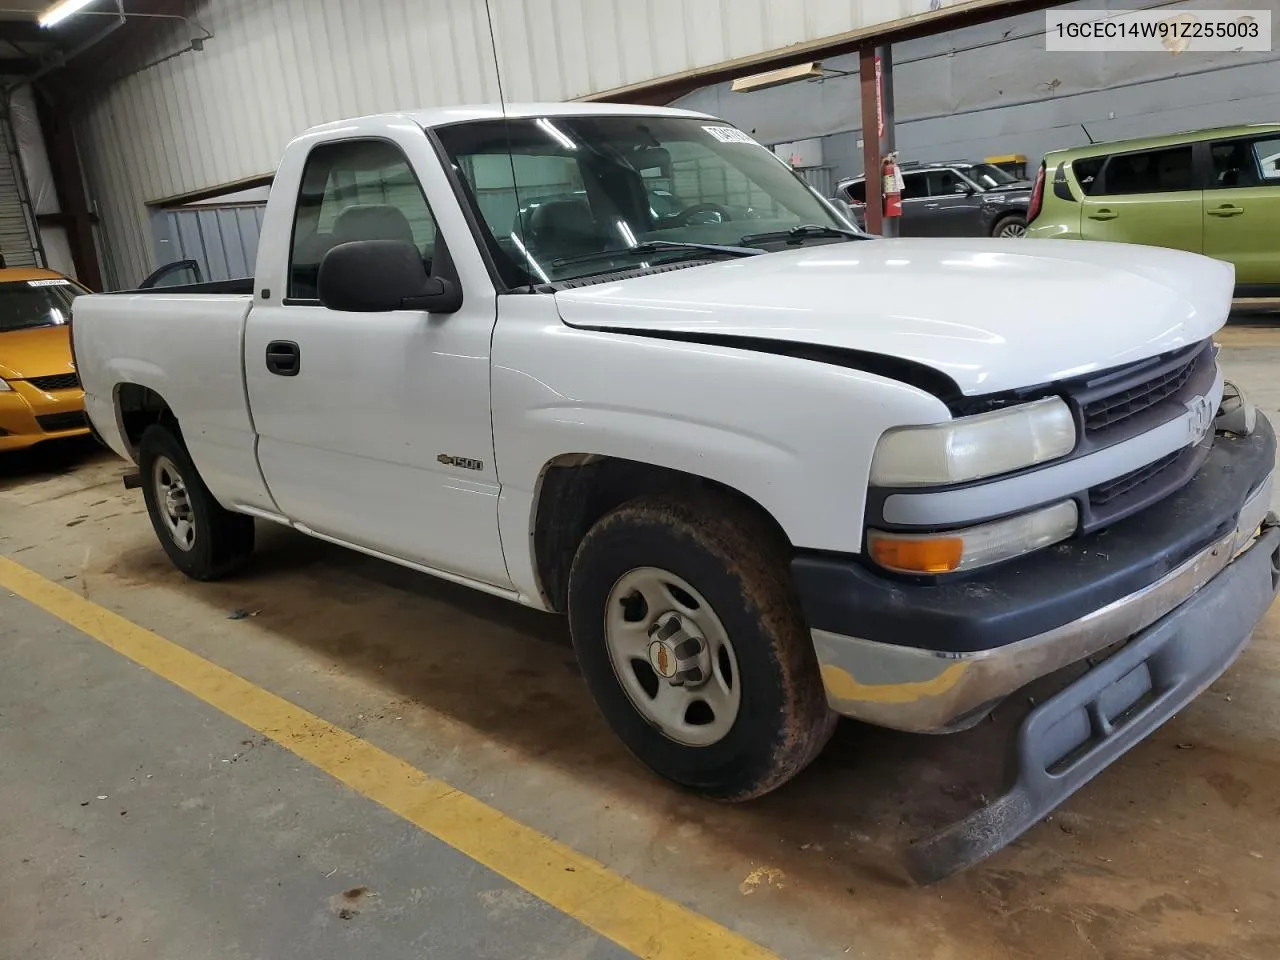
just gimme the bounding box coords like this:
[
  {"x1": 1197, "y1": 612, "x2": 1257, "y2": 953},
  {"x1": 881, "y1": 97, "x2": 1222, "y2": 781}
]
[{"x1": 868, "y1": 534, "x2": 964, "y2": 574}]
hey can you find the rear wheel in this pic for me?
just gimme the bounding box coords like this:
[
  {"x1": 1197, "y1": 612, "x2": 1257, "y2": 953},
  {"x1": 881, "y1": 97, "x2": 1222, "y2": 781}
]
[
  {"x1": 138, "y1": 424, "x2": 254, "y2": 581},
  {"x1": 993, "y1": 214, "x2": 1028, "y2": 238},
  {"x1": 567, "y1": 494, "x2": 836, "y2": 801}
]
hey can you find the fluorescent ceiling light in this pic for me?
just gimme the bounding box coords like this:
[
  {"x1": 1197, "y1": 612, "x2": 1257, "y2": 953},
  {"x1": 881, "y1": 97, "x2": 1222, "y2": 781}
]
[{"x1": 39, "y1": 0, "x2": 100, "y2": 28}]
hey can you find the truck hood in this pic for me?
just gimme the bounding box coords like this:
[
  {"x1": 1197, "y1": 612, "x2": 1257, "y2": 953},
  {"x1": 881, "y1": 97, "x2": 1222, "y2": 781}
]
[
  {"x1": 553, "y1": 238, "x2": 1234, "y2": 397},
  {"x1": 0, "y1": 324, "x2": 74, "y2": 380}
]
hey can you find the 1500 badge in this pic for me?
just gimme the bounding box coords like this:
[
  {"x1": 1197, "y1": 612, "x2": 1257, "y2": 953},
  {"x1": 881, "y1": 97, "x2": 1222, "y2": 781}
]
[{"x1": 438, "y1": 454, "x2": 484, "y2": 471}]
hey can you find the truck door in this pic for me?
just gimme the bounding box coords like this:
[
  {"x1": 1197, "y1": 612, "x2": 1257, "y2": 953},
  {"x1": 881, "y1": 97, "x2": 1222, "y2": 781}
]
[
  {"x1": 243, "y1": 137, "x2": 509, "y2": 589},
  {"x1": 1080, "y1": 144, "x2": 1203, "y2": 254},
  {"x1": 1202, "y1": 133, "x2": 1280, "y2": 292}
]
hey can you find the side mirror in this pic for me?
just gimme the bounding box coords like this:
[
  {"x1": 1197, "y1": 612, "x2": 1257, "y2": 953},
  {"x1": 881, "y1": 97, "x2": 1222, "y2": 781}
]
[
  {"x1": 954, "y1": 183, "x2": 973, "y2": 195},
  {"x1": 317, "y1": 239, "x2": 462, "y2": 314}
]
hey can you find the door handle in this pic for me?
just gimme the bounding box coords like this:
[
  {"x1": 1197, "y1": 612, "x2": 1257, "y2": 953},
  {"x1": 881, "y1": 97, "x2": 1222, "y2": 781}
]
[
  {"x1": 1208, "y1": 205, "x2": 1245, "y2": 217},
  {"x1": 925, "y1": 202, "x2": 940, "y2": 208},
  {"x1": 265, "y1": 340, "x2": 300, "y2": 377},
  {"x1": 1088, "y1": 209, "x2": 1118, "y2": 221}
]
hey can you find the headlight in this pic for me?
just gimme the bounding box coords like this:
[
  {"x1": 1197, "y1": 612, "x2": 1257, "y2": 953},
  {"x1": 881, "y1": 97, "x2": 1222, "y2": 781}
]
[
  {"x1": 868, "y1": 500, "x2": 1078, "y2": 574},
  {"x1": 870, "y1": 397, "x2": 1075, "y2": 487}
]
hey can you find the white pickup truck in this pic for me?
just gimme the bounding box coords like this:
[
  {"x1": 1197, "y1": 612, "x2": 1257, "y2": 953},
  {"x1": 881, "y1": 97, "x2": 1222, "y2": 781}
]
[{"x1": 73, "y1": 103, "x2": 1279, "y2": 881}]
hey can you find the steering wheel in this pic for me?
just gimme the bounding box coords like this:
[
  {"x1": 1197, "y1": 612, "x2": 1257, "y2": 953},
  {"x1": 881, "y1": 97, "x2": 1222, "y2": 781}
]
[{"x1": 673, "y1": 202, "x2": 734, "y2": 225}]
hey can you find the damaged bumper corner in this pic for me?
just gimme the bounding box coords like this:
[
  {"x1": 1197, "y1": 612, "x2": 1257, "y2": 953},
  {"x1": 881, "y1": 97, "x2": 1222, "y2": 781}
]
[{"x1": 904, "y1": 514, "x2": 1280, "y2": 884}]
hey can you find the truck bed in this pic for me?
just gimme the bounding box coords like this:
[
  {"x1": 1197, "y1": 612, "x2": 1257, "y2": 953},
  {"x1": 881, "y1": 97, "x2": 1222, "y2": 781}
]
[
  {"x1": 126, "y1": 277, "x2": 255, "y2": 296},
  {"x1": 71, "y1": 288, "x2": 275, "y2": 514}
]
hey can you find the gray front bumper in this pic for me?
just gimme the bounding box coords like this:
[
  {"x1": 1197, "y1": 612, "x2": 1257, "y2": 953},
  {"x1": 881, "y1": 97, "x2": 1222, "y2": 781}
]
[
  {"x1": 904, "y1": 517, "x2": 1280, "y2": 885},
  {"x1": 813, "y1": 454, "x2": 1275, "y2": 734}
]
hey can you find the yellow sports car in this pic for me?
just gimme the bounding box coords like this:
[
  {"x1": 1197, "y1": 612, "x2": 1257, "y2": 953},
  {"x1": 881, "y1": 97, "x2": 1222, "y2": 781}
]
[{"x1": 0, "y1": 266, "x2": 91, "y2": 452}]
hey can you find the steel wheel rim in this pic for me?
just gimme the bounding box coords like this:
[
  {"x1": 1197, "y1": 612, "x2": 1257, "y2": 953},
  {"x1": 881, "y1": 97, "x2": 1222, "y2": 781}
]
[
  {"x1": 603, "y1": 567, "x2": 742, "y2": 747},
  {"x1": 153, "y1": 455, "x2": 196, "y2": 552},
  {"x1": 998, "y1": 222, "x2": 1027, "y2": 238}
]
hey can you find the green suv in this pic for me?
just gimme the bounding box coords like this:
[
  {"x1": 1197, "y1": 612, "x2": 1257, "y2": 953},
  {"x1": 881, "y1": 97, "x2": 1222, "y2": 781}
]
[{"x1": 1027, "y1": 124, "x2": 1280, "y2": 297}]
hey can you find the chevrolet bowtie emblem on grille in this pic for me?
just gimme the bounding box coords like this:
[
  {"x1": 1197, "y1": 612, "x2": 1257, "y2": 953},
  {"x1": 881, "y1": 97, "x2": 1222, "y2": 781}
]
[{"x1": 1185, "y1": 393, "x2": 1216, "y2": 445}]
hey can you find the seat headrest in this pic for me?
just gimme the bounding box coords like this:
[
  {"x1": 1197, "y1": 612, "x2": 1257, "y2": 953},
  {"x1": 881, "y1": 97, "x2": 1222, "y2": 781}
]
[
  {"x1": 332, "y1": 204, "x2": 416, "y2": 247},
  {"x1": 526, "y1": 199, "x2": 600, "y2": 247}
]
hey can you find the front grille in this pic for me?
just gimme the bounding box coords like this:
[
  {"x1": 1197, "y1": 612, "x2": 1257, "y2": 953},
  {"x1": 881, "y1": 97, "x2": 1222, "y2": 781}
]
[
  {"x1": 27, "y1": 372, "x2": 80, "y2": 392},
  {"x1": 1081, "y1": 346, "x2": 1203, "y2": 434},
  {"x1": 36, "y1": 411, "x2": 87, "y2": 433},
  {"x1": 1089, "y1": 450, "x2": 1181, "y2": 506}
]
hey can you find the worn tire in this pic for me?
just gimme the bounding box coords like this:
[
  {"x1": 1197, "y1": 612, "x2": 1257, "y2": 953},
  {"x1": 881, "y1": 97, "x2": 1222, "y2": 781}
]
[
  {"x1": 991, "y1": 214, "x2": 1028, "y2": 238},
  {"x1": 138, "y1": 424, "x2": 255, "y2": 581},
  {"x1": 567, "y1": 494, "x2": 836, "y2": 801}
]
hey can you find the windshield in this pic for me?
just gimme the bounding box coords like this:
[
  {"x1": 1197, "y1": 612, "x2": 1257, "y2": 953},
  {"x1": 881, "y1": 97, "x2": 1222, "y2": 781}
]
[
  {"x1": 435, "y1": 115, "x2": 849, "y2": 286},
  {"x1": 966, "y1": 163, "x2": 1019, "y2": 189},
  {"x1": 0, "y1": 279, "x2": 85, "y2": 333}
]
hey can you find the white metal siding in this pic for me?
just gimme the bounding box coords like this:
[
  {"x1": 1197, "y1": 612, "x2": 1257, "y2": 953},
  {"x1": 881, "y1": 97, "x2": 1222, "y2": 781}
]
[{"x1": 74, "y1": 0, "x2": 1018, "y2": 288}]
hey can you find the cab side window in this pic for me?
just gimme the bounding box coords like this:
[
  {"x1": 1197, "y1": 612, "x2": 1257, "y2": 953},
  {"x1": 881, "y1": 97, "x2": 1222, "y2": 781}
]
[
  {"x1": 1210, "y1": 136, "x2": 1280, "y2": 189},
  {"x1": 289, "y1": 139, "x2": 438, "y2": 301}
]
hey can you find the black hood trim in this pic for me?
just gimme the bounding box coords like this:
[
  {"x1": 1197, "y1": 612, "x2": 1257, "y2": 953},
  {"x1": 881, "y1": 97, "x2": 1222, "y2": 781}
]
[{"x1": 574, "y1": 324, "x2": 965, "y2": 407}]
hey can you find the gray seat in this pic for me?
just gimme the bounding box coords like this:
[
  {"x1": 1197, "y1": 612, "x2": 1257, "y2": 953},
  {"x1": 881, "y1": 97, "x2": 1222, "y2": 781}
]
[
  {"x1": 292, "y1": 204, "x2": 419, "y2": 299},
  {"x1": 331, "y1": 204, "x2": 416, "y2": 246},
  {"x1": 525, "y1": 198, "x2": 606, "y2": 259}
]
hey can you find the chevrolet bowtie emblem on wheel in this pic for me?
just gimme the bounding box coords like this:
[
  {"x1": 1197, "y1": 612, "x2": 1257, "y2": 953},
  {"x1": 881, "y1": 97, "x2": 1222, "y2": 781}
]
[
  {"x1": 1185, "y1": 394, "x2": 1216, "y2": 445},
  {"x1": 650, "y1": 641, "x2": 675, "y2": 678}
]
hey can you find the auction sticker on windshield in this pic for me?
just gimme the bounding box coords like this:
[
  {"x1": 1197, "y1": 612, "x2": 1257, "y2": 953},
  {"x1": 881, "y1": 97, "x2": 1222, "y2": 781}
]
[
  {"x1": 703, "y1": 125, "x2": 756, "y2": 144},
  {"x1": 1047, "y1": 9, "x2": 1270, "y2": 51}
]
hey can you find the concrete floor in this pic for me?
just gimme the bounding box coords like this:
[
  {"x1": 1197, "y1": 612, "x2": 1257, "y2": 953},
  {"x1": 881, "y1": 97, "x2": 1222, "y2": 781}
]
[
  {"x1": 3, "y1": 318, "x2": 1280, "y2": 960},
  {"x1": 2, "y1": 605, "x2": 627, "y2": 960}
]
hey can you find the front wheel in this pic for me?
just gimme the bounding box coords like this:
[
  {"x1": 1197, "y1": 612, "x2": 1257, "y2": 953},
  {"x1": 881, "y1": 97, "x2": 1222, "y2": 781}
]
[
  {"x1": 138, "y1": 424, "x2": 255, "y2": 581},
  {"x1": 567, "y1": 495, "x2": 836, "y2": 801},
  {"x1": 992, "y1": 214, "x2": 1028, "y2": 238}
]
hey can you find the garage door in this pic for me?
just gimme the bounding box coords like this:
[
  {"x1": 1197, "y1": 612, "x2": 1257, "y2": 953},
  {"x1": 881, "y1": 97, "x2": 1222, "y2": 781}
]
[{"x1": 0, "y1": 121, "x2": 39, "y2": 267}]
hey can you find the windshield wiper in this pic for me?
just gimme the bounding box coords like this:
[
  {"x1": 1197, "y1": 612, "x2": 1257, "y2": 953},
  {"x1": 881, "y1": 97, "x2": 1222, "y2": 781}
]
[
  {"x1": 550, "y1": 239, "x2": 764, "y2": 269},
  {"x1": 738, "y1": 223, "x2": 866, "y2": 245}
]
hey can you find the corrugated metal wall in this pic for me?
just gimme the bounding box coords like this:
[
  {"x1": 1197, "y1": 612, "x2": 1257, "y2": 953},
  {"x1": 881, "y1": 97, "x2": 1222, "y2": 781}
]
[
  {"x1": 150, "y1": 205, "x2": 266, "y2": 287},
  {"x1": 0, "y1": 105, "x2": 41, "y2": 269},
  {"x1": 72, "y1": 0, "x2": 1013, "y2": 288},
  {"x1": 0, "y1": 128, "x2": 38, "y2": 268},
  {"x1": 676, "y1": 0, "x2": 1280, "y2": 185}
]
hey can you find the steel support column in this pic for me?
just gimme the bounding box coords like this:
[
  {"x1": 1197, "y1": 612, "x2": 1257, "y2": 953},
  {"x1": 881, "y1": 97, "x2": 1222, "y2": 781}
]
[
  {"x1": 33, "y1": 91, "x2": 102, "y2": 290},
  {"x1": 859, "y1": 45, "x2": 897, "y2": 238},
  {"x1": 878, "y1": 46, "x2": 898, "y2": 238}
]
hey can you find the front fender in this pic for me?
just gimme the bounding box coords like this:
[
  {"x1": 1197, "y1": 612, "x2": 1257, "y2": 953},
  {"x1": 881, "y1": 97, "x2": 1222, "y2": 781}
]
[{"x1": 492, "y1": 316, "x2": 951, "y2": 596}]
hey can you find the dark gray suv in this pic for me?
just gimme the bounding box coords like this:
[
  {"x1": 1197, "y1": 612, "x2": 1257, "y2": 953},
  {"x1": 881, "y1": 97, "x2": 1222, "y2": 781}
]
[{"x1": 834, "y1": 161, "x2": 1033, "y2": 238}]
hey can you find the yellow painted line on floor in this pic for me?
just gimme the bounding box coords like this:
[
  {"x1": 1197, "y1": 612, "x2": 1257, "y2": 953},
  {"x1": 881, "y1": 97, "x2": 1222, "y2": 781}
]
[{"x1": 0, "y1": 557, "x2": 777, "y2": 960}]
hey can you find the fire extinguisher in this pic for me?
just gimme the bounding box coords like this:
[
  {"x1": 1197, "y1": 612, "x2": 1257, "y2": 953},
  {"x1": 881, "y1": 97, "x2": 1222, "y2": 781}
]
[{"x1": 882, "y1": 153, "x2": 903, "y2": 219}]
